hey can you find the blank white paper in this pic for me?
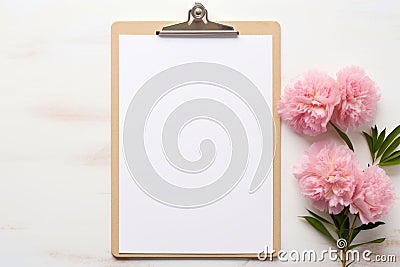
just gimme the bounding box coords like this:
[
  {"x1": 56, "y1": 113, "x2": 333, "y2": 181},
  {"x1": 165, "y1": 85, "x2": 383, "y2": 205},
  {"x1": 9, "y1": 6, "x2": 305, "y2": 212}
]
[{"x1": 118, "y1": 35, "x2": 274, "y2": 254}]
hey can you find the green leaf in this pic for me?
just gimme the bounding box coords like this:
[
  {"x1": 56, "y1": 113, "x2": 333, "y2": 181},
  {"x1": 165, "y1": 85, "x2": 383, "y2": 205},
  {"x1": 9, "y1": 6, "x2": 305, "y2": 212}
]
[
  {"x1": 375, "y1": 128, "x2": 386, "y2": 155},
  {"x1": 379, "y1": 156, "x2": 400, "y2": 166},
  {"x1": 381, "y1": 150, "x2": 400, "y2": 163},
  {"x1": 300, "y1": 216, "x2": 336, "y2": 242},
  {"x1": 350, "y1": 228, "x2": 361, "y2": 243},
  {"x1": 355, "y1": 221, "x2": 385, "y2": 231},
  {"x1": 377, "y1": 125, "x2": 400, "y2": 158},
  {"x1": 330, "y1": 122, "x2": 354, "y2": 151},
  {"x1": 349, "y1": 238, "x2": 385, "y2": 250},
  {"x1": 332, "y1": 207, "x2": 348, "y2": 223},
  {"x1": 307, "y1": 209, "x2": 333, "y2": 225},
  {"x1": 330, "y1": 214, "x2": 340, "y2": 231},
  {"x1": 332, "y1": 211, "x2": 344, "y2": 226},
  {"x1": 372, "y1": 125, "x2": 378, "y2": 151},
  {"x1": 381, "y1": 136, "x2": 400, "y2": 162},
  {"x1": 338, "y1": 216, "x2": 350, "y2": 239},
  {"x1": 363, "y1": 131, "x2": 375, "y2": 161}
]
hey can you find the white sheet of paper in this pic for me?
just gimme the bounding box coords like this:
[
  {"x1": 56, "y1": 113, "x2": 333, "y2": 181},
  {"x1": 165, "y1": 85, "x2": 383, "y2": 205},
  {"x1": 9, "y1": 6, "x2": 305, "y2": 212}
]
[{"x1": 119, "y1": 35, "x2": 274, "y2": 254}]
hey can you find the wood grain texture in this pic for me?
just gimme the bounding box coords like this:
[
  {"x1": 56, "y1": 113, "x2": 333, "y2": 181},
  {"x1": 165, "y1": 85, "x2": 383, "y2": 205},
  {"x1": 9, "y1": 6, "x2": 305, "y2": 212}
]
[{"x1": 0, "y1": 0, "x2": 399, "y2": 266}]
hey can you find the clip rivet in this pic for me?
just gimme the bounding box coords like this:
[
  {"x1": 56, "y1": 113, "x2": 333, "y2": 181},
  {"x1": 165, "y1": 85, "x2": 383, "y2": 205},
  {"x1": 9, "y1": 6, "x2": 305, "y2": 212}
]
[{"x1": 194, "y1": 8, "x2": 202, "y2": 16}]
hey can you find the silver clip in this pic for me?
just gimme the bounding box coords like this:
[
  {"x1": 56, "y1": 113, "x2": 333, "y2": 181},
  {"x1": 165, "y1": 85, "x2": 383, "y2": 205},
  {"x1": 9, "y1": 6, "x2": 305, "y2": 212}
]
[{"x1": 157, "y1": 3, "x2": 238, "y2": 37}]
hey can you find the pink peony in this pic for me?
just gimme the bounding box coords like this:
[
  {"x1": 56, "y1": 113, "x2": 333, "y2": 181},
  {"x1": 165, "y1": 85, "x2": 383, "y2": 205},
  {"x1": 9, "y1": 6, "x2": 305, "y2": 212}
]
[
  {"x1": 293, "y1": 141, "x2": 362, "y2": 214},
  {"x1": 278, "y1": 71, "x2": 340, "y2": 136},
  {"x1": 332, "y1": 66, "x2": 381, "y2": 130},
  {"x1": 350, "y1": 166, "x2": 395, "y2": 224}
]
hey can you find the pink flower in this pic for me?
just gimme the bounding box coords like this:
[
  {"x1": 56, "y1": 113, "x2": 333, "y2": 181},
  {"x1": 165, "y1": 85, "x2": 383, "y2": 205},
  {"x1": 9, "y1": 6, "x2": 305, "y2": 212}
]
[
  {"x1": 350, "y1": 166, "x2": 395, "y2": 224},
  {"x1": 293, "y1": 141, "x2": 362, "y2": 214},
  {"x1": 332, "y1": 66, "x2": 381, "y2": 130},
  {"x1": 278, "y1": 71, "x2": 340, "y2": 136}
]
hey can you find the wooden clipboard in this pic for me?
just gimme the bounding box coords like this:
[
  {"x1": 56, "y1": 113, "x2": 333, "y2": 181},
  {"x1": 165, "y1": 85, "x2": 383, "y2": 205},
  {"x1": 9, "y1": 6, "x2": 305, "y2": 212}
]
[{"x1": 111, "y1": 5, "x2": 281, "y2": 258}]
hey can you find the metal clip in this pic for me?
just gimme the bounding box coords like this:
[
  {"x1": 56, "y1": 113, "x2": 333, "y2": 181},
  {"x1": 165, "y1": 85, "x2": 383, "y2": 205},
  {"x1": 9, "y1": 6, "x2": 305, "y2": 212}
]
[{"x1": 157, "y1": 3, "x2": 238, "y2": 37}]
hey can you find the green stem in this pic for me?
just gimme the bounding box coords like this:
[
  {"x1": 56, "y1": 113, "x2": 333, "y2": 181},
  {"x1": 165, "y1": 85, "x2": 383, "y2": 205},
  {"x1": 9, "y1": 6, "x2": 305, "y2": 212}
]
[
  {"x1": 342, "y1": 215, "x2": 358, "y2": 267},
  {"x1": 342, "y1": 249, "x2": 347, "y2": 266},
  {"x1": 347, "y1": 215, "x2": 358, "y2": 245}
]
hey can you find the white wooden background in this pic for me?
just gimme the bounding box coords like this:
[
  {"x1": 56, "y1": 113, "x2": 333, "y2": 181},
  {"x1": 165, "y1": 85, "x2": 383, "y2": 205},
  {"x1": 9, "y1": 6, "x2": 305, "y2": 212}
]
[{"x1": 0, "y1": 1, "x2": 399, "y2": 266}]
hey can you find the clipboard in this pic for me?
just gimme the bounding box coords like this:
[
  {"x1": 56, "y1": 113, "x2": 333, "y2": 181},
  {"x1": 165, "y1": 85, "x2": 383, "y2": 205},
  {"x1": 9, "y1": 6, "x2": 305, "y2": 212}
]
[{"x1": 111, "y1": 3, "x2": 281, "y2": 259}]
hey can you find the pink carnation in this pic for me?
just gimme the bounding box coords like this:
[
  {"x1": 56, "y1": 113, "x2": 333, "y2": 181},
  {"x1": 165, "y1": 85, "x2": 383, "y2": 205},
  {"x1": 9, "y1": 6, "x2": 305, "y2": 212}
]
[
  {"x1": 278, "y1": 71, "x2": 340, "y2": 136},
  {"x1": 293, "y1": 141, "x2": 362, "y2": 214},
  {"x1": 332, "y1": 66, "x2": 381, "y2": 130},
  {"x1": 350, "y1": 166, "x2": 395, "y2": 224}
]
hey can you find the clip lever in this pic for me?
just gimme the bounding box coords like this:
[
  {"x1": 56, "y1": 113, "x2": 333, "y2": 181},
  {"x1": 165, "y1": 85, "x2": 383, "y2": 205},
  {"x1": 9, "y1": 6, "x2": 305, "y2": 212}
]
[{"x1": 157, "y1": 3, "x2": 238, "y2": 37}]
